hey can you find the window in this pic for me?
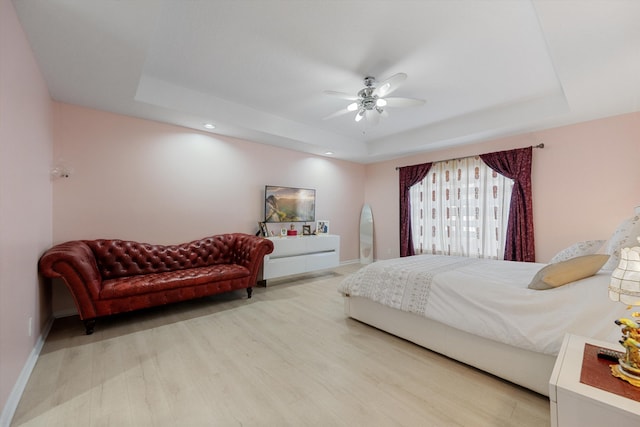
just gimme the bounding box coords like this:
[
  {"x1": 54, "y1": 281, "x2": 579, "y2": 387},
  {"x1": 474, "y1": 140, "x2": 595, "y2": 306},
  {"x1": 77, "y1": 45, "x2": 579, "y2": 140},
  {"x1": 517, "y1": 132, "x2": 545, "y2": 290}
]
[{"x1": 409, "y1": 156, "x2": 513, "y2": 259}]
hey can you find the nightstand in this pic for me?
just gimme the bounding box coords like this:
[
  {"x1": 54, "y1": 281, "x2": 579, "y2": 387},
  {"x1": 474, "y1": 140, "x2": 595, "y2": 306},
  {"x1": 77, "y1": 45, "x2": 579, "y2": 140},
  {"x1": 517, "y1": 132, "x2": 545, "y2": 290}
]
[{"x1": 549, "y1": 334, "x2": 640, "y2": 427}]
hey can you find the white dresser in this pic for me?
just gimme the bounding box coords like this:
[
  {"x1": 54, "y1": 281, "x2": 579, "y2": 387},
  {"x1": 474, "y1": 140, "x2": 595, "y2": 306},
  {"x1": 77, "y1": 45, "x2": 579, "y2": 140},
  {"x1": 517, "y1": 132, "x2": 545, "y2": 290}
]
[
  {"x1": 549, "y1": 334, "x2": 640, "y2": 427},
  {"x1": 260, "y1": 235, "x2": 340, "y2": 284}
]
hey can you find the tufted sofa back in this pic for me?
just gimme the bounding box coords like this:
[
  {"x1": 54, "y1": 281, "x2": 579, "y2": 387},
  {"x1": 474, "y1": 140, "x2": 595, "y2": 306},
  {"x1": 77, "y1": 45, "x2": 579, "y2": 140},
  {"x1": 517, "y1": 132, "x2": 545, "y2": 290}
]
[{"x1": 85, "y1": 234, "x2": 239, "y2": 280}]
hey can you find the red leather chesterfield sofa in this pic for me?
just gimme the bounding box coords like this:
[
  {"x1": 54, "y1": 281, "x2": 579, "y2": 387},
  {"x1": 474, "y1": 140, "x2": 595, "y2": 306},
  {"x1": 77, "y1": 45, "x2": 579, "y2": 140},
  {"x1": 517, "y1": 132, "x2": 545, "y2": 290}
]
[{"x1": 38, "y1": 233, "x2": 274, "y2": 334}]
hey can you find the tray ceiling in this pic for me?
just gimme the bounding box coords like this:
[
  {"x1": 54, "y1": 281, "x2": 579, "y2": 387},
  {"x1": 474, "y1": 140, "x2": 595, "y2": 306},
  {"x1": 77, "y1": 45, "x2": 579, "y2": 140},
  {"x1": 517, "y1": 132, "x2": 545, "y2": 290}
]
[{"x1": 13, "y1": 0, "x2": 640, "y2": 163}]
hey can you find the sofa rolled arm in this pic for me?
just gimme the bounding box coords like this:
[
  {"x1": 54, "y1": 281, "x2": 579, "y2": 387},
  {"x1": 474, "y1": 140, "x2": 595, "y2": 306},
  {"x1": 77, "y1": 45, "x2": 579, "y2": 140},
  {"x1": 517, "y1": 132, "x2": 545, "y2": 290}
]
[
  {"x1": 231, "y1": 233, "x2": 274, "y2": 283},
  {"x1": 38, "y1": 241, "x2": 102, "y2": 319}
]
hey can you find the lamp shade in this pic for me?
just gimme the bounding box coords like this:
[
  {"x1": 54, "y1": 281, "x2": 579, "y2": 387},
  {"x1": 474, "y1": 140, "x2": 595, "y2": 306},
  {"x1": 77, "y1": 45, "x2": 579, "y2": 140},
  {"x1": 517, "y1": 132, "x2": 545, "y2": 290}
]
[{"x1": 609, "y1": 241, "x2": 640, "y2": 306}]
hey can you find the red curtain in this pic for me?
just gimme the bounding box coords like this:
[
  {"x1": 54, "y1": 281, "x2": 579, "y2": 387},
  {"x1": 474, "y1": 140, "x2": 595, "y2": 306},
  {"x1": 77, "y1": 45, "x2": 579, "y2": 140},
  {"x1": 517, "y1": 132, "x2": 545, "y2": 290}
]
[
  {"x1": 399, "y1": 163, "x2": 432, "y2": 257},
  {"x1": 480, "y1": 147, "x2": 535, "y2": 262}
]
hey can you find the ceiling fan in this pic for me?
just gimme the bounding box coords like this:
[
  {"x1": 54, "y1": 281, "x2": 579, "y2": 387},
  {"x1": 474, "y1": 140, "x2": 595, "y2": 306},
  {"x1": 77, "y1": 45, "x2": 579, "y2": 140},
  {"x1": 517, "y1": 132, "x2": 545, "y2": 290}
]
[{"x1": 323, "y1": 73, "x2": 425, "y2": 125}]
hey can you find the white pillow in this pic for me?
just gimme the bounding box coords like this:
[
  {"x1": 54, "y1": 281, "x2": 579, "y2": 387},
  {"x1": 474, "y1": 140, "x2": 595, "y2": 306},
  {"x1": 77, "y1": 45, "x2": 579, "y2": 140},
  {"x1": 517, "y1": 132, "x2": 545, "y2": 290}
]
[
  {"x1": 601, "y1": 215, "x2": 640, "y2": 271},
  {"x1": 549, "y1": 240, "x2": 606, "y2": 263}
]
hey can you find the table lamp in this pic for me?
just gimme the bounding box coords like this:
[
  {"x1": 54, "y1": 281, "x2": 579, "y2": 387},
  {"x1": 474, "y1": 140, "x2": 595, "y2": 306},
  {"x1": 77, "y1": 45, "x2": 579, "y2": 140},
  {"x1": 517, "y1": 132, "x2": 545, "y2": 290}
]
[{"x1": 608, "y1": 237, "x2": 640, "y2": 385}]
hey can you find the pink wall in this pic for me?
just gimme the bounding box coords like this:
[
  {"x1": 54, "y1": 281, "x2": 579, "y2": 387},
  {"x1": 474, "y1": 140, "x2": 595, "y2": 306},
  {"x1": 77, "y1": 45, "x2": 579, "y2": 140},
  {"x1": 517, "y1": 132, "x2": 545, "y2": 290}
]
[
  {"x1": 51, "y1": 102, "x2": 366, "y2": 312},
  {"x1": 0, "y1": 0, "x2": 54, "y2": 418},
  {"x1": 365, "y1": 112, "x2": 640, "y2": 262}
]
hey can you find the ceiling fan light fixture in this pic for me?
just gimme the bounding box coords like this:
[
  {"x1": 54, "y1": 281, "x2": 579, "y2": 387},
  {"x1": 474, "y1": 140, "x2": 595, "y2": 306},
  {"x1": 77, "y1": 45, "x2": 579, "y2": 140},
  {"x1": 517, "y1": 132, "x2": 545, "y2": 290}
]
[
  {"x1": 347, "y1": 102, "x2": 359, "y2": 112},
  {"x1": 324, "y1": 73, "x2": 423, "y2": 126}
]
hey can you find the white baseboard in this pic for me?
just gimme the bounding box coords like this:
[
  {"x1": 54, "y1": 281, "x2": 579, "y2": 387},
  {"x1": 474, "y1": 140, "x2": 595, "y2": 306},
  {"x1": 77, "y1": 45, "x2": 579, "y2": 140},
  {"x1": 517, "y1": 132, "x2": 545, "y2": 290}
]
[
  {"x1": 340, "y1": 259, "x2": 380, "y2": 266},
  {"x1": 0, "y1": 316, "x2": 54, "y2": 427}
]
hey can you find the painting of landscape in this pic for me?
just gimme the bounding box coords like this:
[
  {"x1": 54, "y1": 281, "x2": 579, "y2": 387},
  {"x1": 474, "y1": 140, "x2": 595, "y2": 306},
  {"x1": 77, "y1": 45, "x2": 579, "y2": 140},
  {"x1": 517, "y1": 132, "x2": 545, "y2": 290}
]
[{"x1": 265, "y1": 186, "x2": 316, "y2": 223}]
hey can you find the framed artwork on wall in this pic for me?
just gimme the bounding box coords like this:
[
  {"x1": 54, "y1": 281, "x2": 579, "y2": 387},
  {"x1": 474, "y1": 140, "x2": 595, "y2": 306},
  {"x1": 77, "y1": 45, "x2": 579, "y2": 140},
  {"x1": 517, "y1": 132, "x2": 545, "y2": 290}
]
[
  {"x1": 316, "y1": 220, "x2": 329, "y2": 234},
  {"x1": 264, "y1": 185, "x2": 316, "y2": 223}
]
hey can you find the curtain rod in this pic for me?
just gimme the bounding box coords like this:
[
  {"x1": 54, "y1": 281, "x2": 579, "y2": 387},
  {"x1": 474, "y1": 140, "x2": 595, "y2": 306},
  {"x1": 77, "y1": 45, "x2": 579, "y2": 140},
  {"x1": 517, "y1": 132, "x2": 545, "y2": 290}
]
[{"x1": 395, "y1": 143, "x2": 544, "y2": 170}]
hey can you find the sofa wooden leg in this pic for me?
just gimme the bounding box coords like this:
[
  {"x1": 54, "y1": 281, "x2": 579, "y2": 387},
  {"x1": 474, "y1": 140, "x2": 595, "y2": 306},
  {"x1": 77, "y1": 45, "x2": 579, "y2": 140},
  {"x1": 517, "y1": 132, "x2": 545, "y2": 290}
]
[
  {"x1": 84, "y1": 319, "x2": 96, "y2": 335},
  {"x1": 247, "y1": 287, "x2": 253, "y2": 299}
]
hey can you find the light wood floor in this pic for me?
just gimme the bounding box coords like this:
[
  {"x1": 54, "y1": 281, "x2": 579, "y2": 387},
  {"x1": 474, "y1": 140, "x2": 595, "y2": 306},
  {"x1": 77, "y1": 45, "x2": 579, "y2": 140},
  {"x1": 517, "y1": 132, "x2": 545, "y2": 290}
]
[{"x1": 12, "y1": 264, "x2": 550, "y2": 426}]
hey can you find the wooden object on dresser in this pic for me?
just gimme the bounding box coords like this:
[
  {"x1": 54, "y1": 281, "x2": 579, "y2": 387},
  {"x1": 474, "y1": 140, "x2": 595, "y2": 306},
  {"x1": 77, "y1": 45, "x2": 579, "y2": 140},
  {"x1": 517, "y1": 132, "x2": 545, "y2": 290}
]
[
  {"x1": 549, "y1": 333, "x2": 640, "y2": 427},
  {"x1": 259, "y1": 234, "x2": 340, "y2": 285}
]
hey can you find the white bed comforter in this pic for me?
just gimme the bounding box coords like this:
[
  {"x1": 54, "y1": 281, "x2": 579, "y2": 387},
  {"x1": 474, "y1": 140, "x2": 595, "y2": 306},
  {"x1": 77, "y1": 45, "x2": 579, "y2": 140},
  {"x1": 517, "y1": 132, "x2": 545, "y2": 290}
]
[{"x1": 338, "y1": 255, "x2": 629, "y2": 355}]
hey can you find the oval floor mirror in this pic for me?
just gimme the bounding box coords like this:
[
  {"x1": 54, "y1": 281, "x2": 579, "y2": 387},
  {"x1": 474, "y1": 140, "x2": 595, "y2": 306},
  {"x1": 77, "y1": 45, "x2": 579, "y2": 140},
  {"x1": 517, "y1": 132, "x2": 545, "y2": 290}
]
[{"x1": 360, "y1": 204, "x2": 374, "y2": 264}]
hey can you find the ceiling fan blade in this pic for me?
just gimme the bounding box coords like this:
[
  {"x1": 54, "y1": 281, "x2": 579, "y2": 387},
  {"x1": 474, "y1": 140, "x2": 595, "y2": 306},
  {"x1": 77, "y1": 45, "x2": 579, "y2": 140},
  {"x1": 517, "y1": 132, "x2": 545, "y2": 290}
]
[
  {"x1": 323, "y1": 90, "x2": 360, "y2": 101},
  {"x1": 383, "y1": 97, "x2": 425, "y2": 108},
  {"x1": 322, "y1": 108, "x2": 352, "y2": 120},
  {"x1": 373, "y1": 73, "x2": 407, "y2": 97},
  {"x1": 366, "y1": 109, "x2": 380, "y2": 126}
]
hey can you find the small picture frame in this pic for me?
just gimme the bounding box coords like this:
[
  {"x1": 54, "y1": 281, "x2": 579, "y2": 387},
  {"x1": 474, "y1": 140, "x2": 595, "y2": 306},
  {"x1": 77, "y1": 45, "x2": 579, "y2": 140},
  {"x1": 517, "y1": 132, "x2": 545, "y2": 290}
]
[
  {"x1": 258, "y1": 221, "x2": 269, "y2": 237},
  {"x1": 280, "y1": 227, "x2": 287, "y2": 237},
  {"x1": 302, "y1": 225, "x2": 311, "y2": 235},
  {"x1": 316, "y1": 220, "x2": 329, "y2": 234}
]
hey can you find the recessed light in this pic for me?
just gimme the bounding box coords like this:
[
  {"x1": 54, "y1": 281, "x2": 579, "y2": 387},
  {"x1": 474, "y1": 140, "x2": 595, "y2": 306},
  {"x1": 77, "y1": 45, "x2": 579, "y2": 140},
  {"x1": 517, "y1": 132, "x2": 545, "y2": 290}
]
[
  {"x1": 324, "y1": 151, "x2": 334, "y2": 155},
  {"x1": 203, "y1": 123, "x2": 215, "y2": 129}
]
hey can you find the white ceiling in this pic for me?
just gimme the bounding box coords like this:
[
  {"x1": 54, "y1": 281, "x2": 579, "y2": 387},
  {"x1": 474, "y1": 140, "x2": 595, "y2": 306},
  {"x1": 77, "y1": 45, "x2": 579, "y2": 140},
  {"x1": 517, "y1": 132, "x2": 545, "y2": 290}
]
[{"x1": 13, "y1": 0, "x2": 640, "y2": 163}]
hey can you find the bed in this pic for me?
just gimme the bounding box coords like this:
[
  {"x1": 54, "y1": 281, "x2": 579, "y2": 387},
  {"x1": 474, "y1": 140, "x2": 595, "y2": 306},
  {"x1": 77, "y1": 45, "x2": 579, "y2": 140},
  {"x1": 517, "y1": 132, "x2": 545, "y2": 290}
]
[{"x1": 338, "y1": 220, "x2": 640, "y2": 396}]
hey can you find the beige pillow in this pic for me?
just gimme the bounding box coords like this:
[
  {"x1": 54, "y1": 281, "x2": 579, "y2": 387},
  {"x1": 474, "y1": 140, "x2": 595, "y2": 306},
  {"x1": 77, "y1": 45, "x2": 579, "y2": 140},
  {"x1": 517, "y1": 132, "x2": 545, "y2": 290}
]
[{"x1": 528, "y1": 254, "x2": 610, "y2": 290}]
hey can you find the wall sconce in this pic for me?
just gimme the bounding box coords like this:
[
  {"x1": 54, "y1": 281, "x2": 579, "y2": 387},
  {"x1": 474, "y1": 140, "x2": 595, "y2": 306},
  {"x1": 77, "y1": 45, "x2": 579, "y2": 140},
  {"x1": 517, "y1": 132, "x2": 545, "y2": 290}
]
[{"x1": 50, "y1": 164, "x2": 73, "y2": 179}]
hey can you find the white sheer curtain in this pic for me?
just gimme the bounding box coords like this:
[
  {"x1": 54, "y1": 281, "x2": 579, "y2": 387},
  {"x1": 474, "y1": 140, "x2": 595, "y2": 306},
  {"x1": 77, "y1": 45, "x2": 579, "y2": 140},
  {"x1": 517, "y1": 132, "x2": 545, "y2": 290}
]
[{"x1": 410, "y1": 156, "x2": 513, "y2": 259}]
